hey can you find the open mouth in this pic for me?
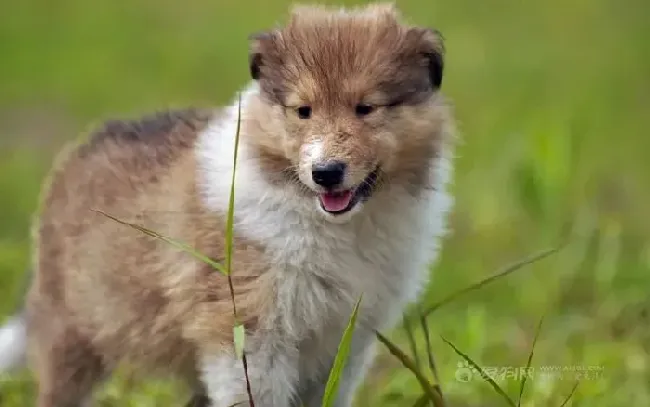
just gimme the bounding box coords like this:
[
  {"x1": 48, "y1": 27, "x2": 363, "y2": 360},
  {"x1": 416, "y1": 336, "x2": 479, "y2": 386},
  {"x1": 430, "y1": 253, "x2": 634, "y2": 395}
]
[{"x1": 318, "y1": 169, "x2": 379, "y2": 215}]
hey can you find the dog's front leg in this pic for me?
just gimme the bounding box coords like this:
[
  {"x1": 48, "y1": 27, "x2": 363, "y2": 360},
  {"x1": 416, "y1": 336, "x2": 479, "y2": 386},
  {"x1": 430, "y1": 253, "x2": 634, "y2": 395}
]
[
  {"x1": 300, "y1": 330, "x2": 378, "y2": 407},
  {"x1": 199, "y1": 339, "x2": 299, "y2": 407}
]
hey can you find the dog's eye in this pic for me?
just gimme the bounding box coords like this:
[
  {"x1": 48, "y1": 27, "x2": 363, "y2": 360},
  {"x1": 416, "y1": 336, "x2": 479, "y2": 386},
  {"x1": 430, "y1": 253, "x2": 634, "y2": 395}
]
[
  {"x1": 296, "y1": 106, "x2": 312, "y2": 119},
  {"x1": 355, "y1": 104, "x2": 375, "y2": 117}
]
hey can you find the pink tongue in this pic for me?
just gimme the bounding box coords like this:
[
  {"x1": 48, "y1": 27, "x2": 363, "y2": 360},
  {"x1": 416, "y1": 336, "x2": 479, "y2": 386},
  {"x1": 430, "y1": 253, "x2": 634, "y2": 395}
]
[{"x1": 319, "y1": 190, "x2": 353, "y2": 212}]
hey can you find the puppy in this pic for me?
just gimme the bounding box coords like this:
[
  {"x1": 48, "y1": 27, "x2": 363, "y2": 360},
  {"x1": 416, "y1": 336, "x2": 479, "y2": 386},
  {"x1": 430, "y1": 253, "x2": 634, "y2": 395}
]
[{"x1": 0, "y1": 3, "x2": 456, "y2": 406}]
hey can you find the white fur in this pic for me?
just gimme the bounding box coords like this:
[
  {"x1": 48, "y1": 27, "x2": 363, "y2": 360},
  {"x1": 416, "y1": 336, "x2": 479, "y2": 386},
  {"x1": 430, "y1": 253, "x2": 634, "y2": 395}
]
[
  {"x1": 195, "y1": 83, "x2": 454, "y2": 406},
  {"x1": 201, "y1": 342, "x2": 299, "y2": 406},
  {"x1": 298, "y1": 139, "x2": 324, "y2": 191},
  {"x1": 0, "y1": 314, "x2": 27, "y2": 373},
  {"x1": 303, "y1": 139, "x2": 324, "y2": 164}
]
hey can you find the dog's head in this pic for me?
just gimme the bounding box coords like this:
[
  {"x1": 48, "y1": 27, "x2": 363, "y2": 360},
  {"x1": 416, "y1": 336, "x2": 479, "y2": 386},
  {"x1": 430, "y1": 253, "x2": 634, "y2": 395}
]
[{"x1": 247, "y1": 3, "x2": 451, "y2": 223}]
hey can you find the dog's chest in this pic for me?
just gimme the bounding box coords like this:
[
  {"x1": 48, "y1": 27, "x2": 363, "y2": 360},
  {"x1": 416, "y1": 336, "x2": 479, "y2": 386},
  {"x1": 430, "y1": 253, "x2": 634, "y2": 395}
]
[
  {"x1": 255, "y1": 198, "x2": 441, "y2": 386},
  {"x1": 258, "y1": 196, "x2": 439, "y2": 340}
]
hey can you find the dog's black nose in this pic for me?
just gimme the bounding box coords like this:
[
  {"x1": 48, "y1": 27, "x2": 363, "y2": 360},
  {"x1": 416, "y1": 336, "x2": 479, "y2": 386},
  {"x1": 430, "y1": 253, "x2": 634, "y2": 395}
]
[{"x1": 312, "y1": 160, "x2": 347, "y2": 188}]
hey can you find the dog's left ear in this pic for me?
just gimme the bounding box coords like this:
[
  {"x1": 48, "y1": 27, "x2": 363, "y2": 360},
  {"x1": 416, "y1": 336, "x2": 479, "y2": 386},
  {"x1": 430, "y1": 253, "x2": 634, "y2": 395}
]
[
  {"x1": 248, "y1": 31, "x2": 277, "y2": 80},
  {"x1": 406, "y1": 27, "x2": 445, "y2": 89}
]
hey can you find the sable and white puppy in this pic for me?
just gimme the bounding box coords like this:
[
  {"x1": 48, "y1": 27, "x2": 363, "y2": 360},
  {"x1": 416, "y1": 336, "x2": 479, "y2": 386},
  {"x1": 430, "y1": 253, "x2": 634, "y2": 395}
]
[{"x1": 0, "y1": 3, "x2": 456, "y2": 407}]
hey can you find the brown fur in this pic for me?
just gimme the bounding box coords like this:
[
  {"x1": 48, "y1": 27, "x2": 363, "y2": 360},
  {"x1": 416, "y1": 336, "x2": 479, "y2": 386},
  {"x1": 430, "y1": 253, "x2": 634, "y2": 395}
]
[
  {"x1": 27, "y1": 109, "x2": 274, "y2": 405},
  {"x1": 23, "y1": 3, "x2": 454, "y2": 406}
]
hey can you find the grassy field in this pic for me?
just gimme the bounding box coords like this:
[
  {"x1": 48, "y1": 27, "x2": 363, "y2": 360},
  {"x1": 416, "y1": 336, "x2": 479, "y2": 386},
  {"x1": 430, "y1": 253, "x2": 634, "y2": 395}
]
[{"x1": 1, "y1": 0, "x2": 648, "y2": 406}]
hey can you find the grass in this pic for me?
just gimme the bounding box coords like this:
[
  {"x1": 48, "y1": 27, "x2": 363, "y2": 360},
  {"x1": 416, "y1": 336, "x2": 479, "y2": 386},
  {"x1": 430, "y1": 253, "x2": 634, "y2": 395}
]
[{"x1": 1, "y1": 0, "x2": 649, "y2": 406}]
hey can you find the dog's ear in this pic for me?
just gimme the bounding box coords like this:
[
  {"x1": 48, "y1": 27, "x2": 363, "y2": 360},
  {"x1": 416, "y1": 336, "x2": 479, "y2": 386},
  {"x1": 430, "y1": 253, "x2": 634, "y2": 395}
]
[
  {"x1": 405, "y1": 27, "x2": 445, "y2": 89},
  {"x1": 248, "y1": 31, "x2": 277, "y2": 80}
]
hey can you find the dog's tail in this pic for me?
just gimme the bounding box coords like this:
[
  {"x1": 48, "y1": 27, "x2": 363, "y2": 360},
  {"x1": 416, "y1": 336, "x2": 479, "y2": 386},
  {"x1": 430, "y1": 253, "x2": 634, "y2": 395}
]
[
  {"x1": 0, "y1": 268, "x2": 31, "y2": 373},
  {"x1": 0, "y1": 312, "x2": 27, "y2": 372}
]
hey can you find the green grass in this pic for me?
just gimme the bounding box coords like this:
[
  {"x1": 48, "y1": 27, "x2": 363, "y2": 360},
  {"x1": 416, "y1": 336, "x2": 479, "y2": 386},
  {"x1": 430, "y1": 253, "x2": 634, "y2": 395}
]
[{"x1": 1, "y1": 0, "x2": 649, "y2": 406}]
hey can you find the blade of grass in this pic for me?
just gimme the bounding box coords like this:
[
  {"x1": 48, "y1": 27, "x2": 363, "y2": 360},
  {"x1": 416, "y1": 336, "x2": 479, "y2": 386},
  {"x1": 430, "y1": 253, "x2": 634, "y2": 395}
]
[
  {"x1": 321, "y1": 295, "x2": 363, "y2": 407},
  {"x1": 412, "y1": 388, "x2": 445, "y2": 407},
  {"x1": 92, "y1": 209, "x2": 227, "y2": 275},
  {"x1": 375, "y1": 330, "x2": 444, "y2": 407},
  {"x1": 224, "y1": 92, "x2": 242, "y2": 276},
  {"x1": 417, "y1": 307, "x2": 445, "y2": 407},
  {"x1": 225, "y1": 93, "x2": 255, "y2": 407},
  {"x1": 234, "y1": 324, "x2": 246, "y2": 359},
  {"x1": 224, "y1": 92, "x2": 243, "y2": 318},
  {"x1": 422, "y1": 246, "x2": 561, "y2": 319},
  {"x1": 241, "y1": 352, "x2": 254, "y2": 407},
  {"x1": 517, "y1": 314, "x2": 545, "y2": 406},
  {"x1": 402, "y1": 315, "x2": 421, "y2": 371},
  {"x1": 441, "y1": 336, "x2": 516, "y2": 407},
  {"x1": 558, "y1": 381, "x2": 580, "y2": 407},
  {"x1": 223, "y1": 91, "x2": 243, "y2": 320}
]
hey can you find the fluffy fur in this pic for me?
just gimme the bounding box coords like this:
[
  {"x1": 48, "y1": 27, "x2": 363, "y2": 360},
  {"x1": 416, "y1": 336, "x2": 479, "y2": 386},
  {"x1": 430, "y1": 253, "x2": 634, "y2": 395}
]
[
  {"x1": 0, "y1": 3, "x2": 457, "y2": 407},
  {"x1": 0, "y1": 314, "x2": 26, "y2": 372}
]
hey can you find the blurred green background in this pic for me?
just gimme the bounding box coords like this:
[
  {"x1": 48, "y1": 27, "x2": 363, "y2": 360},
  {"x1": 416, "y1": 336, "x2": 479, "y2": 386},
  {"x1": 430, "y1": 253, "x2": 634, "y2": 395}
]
[{"x1": 0, "y1": 0, "x2": 648, "y2": 406}]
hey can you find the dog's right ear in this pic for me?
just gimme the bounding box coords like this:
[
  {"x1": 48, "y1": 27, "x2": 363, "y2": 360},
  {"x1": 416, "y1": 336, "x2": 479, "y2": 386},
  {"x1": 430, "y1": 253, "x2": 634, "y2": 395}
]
[
  {"x1": 404, "y1": 27, "x2": 445, "y2": 90},
  {"x1": 248, "y1": 31, "x2": 276, "y2": 80}
]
